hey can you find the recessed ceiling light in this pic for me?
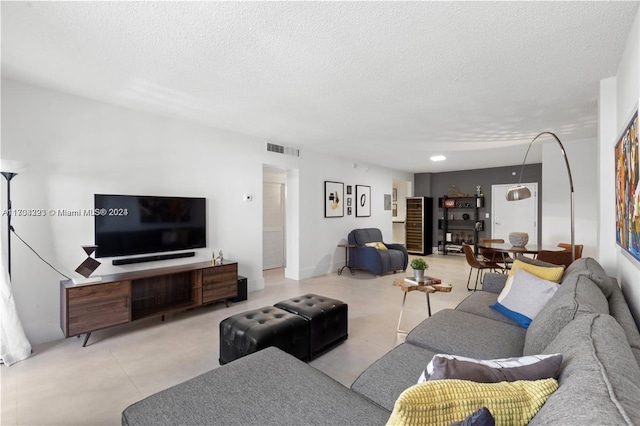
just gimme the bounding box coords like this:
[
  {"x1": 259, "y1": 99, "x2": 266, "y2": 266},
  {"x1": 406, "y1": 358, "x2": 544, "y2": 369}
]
[{"x1": 430, "y1": 155, "x2": 446, "y2": 162}]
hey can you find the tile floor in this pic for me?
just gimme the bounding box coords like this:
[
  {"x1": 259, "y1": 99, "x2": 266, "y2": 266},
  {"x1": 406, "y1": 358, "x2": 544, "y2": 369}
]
[{"x1": 1, "y1": 253, "x2": 475, "y2": 425}]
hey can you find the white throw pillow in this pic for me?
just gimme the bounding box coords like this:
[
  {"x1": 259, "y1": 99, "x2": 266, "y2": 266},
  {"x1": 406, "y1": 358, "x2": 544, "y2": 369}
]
[{"x1": 489, "y1": 267, "x2": 560, "y2": 328}]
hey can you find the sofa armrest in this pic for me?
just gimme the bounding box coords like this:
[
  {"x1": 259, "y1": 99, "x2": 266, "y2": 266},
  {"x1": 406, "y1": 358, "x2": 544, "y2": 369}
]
[
  {"x1": 385, "y1": 243, "x2": 408, "y2": 258},
  {"x1": 482, "y1": 273, "x2": 508, "y2": 294},
  {"x1": 384, "y1": 243, "x2": 409, "y2": 270},
  {"x1": 385, "y1": 243, "x2": 406, "y2": 252}
]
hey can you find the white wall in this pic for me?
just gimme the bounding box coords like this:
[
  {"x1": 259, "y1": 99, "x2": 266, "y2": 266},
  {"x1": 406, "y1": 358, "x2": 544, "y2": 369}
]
[
  {"x1": 599, "y1": 6, "x2": 640, "y2": 327},
  {"x1": 296, "y1": 155, "x2": 412, "y2": 279},
  {"x1": 599, "y1": 77, "x2": 618, "y2": 271},
  {"x1": 541, "y1": 137, "x2": 598, "y2": 258},
  {"x1": 0, "y1": 79, "x2": 412, "y2": 344}
]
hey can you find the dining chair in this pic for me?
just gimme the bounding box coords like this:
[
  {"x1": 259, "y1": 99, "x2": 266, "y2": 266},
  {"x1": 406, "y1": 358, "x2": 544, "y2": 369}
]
[
  {"x1": 479, "y1": 238, "x2": 513, "y2": 270},
  {"x1": 462, "y1": 243, "x2": 503, "y2": 292},
  {"x1": 536, "y1": 250, "x2": 574, "y2": 268},
  {"x1": 557, "y1": 243, "x2": 583, "y2": 260}
]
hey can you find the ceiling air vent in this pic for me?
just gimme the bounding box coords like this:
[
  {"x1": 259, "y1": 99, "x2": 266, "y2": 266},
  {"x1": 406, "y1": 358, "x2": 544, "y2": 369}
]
[{"x1": 266, "y1": 142, "x2": 299, "y2": 157}]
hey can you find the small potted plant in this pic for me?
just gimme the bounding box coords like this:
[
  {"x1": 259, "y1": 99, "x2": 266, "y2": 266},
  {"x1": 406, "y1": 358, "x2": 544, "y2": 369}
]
[{"x1": 410, "y1": 257, "x2": 429, "y2": 282}]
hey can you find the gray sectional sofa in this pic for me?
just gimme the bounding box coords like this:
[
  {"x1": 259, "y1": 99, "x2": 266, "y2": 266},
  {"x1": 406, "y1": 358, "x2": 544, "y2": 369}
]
[{"x1": 122, "y1": 257, "x2": 640, "y2": 425}]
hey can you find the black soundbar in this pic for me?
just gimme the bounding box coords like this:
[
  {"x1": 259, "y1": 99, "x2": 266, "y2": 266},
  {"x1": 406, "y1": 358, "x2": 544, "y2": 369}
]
[{"x1": 112, "y1": 251, "x2": 195, "y2": 265}]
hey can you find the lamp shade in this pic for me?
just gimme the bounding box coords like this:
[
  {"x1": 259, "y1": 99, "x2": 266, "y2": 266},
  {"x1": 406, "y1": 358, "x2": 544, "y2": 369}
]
[
  {"x1": 0, "y1": 159, "x2": 28, "y2": 174},
  {"x1": 506, "y1": 184, "x2": 532, "y2": 201}
]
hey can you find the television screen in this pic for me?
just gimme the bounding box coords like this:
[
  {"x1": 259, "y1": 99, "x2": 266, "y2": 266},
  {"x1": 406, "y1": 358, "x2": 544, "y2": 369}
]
[{"x1": 94, "y1": 194, "x2": 206, "y2": 258}]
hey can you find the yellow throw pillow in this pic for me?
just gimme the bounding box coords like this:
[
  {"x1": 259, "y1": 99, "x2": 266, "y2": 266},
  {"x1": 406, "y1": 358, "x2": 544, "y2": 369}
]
[
  {"x1": 508, "y1": 259, "x2": 564, "y2": 283},
  {"x1": 386, "y1": 378, "x2": 558, "y2": 426},
  {"x1": 365, "y1": 242, "x2": 388, "y2": 251}
]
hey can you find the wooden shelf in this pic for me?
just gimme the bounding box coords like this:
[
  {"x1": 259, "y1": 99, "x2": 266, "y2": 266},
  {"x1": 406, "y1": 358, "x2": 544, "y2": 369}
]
[
  {"x1": 438, "y1": 219, "x2": 484, "y2": 231},
  {"x1": 438, "y1": 196, "x2": 484, "y2": 255}
]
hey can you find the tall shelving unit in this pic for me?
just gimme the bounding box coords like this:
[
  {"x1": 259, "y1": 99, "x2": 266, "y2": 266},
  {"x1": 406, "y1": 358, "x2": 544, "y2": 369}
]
[
  {"x1": 405, "y1": 197, "x2": 433, "y2": 255},
  {"x1": 438, "y1": 196, "x2": 484, "y2": 255}
]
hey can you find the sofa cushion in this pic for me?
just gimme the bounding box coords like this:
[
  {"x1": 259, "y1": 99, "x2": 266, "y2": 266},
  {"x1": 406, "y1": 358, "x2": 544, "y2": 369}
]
[
  {"x1": 490, "y1": 268, "x2": 560, "y2": 328},
  {"x1": 456, "y1": 291, "x2": 519, "y2": 326},
  {"x1": 609, "y1": 283, "x2": 640, "y2": 354},
  {"x1": 481, "y1": 272, "x2": 508, "y2": 294},
  {"x1": 122, "y1": 347, "x2": 390, "y2": 426},
  {"x1": 529, "y1": 314, "x2": 640, "y2": 425},
  {"x1": 564, "y1": 256, "x2": 606, "y2": 276},
  {"x1": 523, "y1": 273, "x2": 609, "y2": 355},
  {"x1": 634, "y1": 348, "x2": 640, "y2": 369},
  {"x1": 568, "y1": 269, "x2": 614, "y2": 297},
  {"x1": 406, "y1": 310, "x2": 526, "y2": 359},
  {"x1": 563, "y1": 257, "x2": 614, "y2": 298},
  {"x1": 386, "y1": 378, "x2": 558, "y2": 426},
  {"x1": 351, "y1": 342, "x2": 437, "y2": 412}
]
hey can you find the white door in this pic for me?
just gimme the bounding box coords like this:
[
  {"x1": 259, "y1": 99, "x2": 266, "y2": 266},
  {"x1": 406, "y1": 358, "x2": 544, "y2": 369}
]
[
  {"x1": 491, "y1": 183, "x2": 538, "y2": 245},
  {"x1": 263, "y1": 182, "x2": 285, "y2": 270}
]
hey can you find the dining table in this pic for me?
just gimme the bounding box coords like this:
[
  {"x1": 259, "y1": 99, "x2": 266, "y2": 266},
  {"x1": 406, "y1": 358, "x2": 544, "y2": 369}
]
[{"x1": 476, "y1": 241, "x2": 565, "y2": 266}]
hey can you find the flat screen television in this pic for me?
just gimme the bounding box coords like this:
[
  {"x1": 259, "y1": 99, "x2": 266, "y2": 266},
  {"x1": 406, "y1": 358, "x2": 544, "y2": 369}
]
[{"x1": 94, "y1": 194, "x2": 206, "y2": 258}]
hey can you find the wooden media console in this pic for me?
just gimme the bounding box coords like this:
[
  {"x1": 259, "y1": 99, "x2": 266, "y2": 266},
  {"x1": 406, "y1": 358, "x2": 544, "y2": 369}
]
[{"x1": 60, "y1": 260, "x2": 238, "y2": 346}]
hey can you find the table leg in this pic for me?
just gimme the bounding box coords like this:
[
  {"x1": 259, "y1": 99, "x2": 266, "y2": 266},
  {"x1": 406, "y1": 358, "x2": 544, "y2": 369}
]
[
  {"x1": 425, "y1": 292, "x2": 431, "y2": 317},
  {"x1": 337, "y1": 246, "x2": 355, "y2": 275},
  {"x1": 396, "y1": 292, "x2": 408, "y2": 333}
]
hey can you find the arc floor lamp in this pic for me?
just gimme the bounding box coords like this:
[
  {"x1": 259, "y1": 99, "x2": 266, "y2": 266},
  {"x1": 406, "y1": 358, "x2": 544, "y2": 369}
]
[{"x1": 505, "y1": 132, "x2": 575, "y2": 262}]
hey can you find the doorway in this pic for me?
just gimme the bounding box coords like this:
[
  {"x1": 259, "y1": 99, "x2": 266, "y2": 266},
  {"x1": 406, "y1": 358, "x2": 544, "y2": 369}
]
[
  {"x1": 491, "y1": 183, "x2": 538, "y2": 245},
  {"x1": 263, "y1": 166, "x2": 286, "y2": 270},
  {"x1": 392, "y1": 179, "x2": 412, "y2": 244}
]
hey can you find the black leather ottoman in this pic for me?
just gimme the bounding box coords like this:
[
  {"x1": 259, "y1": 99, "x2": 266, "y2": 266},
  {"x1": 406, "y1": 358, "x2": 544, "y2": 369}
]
[
  {"x1": 275, "y1": 294, "x2": 348, "y2": 359},
  {"x1": 219, "y1": 306, "x2": 309, "y2": 365}
]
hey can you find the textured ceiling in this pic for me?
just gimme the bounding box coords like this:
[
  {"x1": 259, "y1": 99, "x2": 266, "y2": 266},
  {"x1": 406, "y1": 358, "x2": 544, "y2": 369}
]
[{"x1": 2, "y1": 1, "x2": 638, "y2": 172}]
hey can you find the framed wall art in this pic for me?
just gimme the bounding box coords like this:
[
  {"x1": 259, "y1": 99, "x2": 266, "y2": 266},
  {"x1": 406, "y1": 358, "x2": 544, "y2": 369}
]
[
  {"x1": 324, "y1": 181, "x2": 344, "y2": 218},
  {"x1": 384, "y1": 194, "x2": 392, "y2": 210},
  {"x1": 615, "y1": 105, "x2": 639, "y2": 260},
  {"x1": 356, "y1": 185, "x2": 371, "y2": 217}
]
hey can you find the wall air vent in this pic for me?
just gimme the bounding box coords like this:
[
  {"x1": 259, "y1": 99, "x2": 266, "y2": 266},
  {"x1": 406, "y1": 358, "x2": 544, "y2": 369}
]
[{"x1": 266, "y1": 142, "x2": 300, "y2": 157}]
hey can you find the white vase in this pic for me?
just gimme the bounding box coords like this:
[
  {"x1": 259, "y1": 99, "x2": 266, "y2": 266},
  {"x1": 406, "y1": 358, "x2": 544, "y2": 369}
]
[{"x1": 509, "y1": 232, "x2": 529, "y2": 247}]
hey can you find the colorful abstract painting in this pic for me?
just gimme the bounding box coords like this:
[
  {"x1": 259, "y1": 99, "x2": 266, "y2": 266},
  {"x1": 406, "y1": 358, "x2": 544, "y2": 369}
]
[{"x1": 615, "y1": 107, "x2": 639, "y2": 260}]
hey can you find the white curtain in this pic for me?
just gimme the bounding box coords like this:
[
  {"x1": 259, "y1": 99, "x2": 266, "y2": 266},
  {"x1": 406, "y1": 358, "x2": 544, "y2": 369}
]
[{"x1": 0, "y1": 256, "x2": 31, "y2": 365}]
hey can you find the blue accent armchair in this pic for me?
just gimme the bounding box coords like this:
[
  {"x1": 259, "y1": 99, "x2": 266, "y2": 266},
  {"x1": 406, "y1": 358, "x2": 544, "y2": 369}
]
[{"x1": 347, "y1": 228, "x2": 408, "y2": 276}]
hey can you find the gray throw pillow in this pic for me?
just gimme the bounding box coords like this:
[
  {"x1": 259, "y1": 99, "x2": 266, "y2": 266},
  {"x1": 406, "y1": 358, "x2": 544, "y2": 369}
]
[{"x1": 428, "y1": 354, "x2": 563, "y2": 383}]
